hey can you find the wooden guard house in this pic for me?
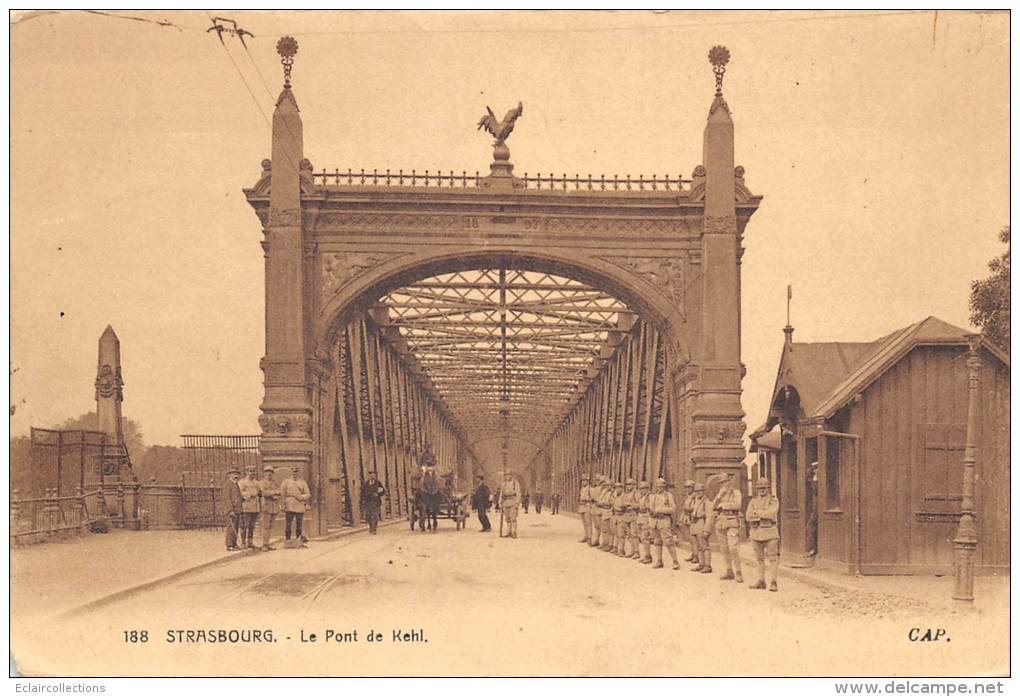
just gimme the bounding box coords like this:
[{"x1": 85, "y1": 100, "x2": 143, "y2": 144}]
[{"x1": 750, "y1": 317, "x2": 1009, "y2": 575}]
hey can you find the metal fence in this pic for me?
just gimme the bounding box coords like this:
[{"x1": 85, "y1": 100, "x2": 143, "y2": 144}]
[
  {"x1": 10, "y1": 481, "x2": 224, "y2": 544},
  {"x1": 180, "y1": 434, "x2": 261, "y2": 485},
  {"x1": 313, "y1": 168, "x2": 692, "y2": 192},
  {"x1": 11, "y1": 433, "x2": 261, "y2": 544},
  {"x1": 10, "y1": 488, "x2": 103, "y2": 542},
  {"x1": 27, "y1": 428, "x2": 111, "y2": 497}
]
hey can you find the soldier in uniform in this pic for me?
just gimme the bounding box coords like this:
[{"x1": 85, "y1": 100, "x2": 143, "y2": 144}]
[
  {"x1": 689, "y1": 482, "x2": 712, "y2": 573},
  {"x1": 680, "y1": 480, "x2": 697, "y2": 563},
  {"x1": 257, "y1": 466, "x2": 281, "y2": 551},
  {"x1": 587, "y1": 477, "x2": 599, "y2": 546},
  {"x1": 223, "y1": 467, "x2": 243, "y2": 551},
  {"x1": 361, "y1": 470, "x2": 387, "y2": 535},
  {"x1": 623, "y1": 478, "x2": 640, "y2": 559},
  {"x1": 611, "y1": 481, "x2": 626, "y2": 555},
  {"x1": 498, "y1": 470, "x2": 521, "y2": 538},
  {"x1": 577, "y1": 475, "x2": 593, "y2": 543},
  {"x1": 636, "y1": 480, "x2": 653, "y2": 563},
  {"x1": 746, "y1": 477, "x2": 780, "y2": 591},
  {"x1": 238, "y1": 465, "x2": 261, "y2": 550},
  {"x1": 522, "y1": 491, "x2": 530, "y2": 514},
  {"x1": 535, "y1": 491, "x2": 544, "y2": 515},
  {"x1": 599, "y1": 478, "x2": 615, "y2": 551},
  {"x1": 552, "y1": 493, "x2": 561, "y2": 514},
  {"x1": 280, "y1": 465, "x2": 311, "y2": 545},
  {"x1": 712, "y1": 472, "x2": 744, "y2": 583},
  {"x1": 647, "y1": 477, "x2": 681, "y2": 569}
]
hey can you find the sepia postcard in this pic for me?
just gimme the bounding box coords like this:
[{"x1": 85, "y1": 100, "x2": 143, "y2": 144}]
[{"x1": 8, "y1": 9, "x2": 1011, "y2": 682}]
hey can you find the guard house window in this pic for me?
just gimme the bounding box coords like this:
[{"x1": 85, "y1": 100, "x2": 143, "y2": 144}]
[
  {"x1": 824, "y1": 436, "x2": 841, "y2": 509},
  {"x1": 921, "y1": 424, "x2": 965, "y2": 511}
]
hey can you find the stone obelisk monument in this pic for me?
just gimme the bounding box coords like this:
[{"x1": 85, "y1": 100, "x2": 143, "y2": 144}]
[{"x1": 95, "y1": 325, "x2": 124, "y2": 446}]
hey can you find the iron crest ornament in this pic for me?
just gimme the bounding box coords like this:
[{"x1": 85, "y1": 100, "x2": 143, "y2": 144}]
[
  {"x1": 276, "y1": 35, "x2": 299, "y2": 88},
  {"x1": 708, "y1": 45, "x2": 730, "y2": 96}
]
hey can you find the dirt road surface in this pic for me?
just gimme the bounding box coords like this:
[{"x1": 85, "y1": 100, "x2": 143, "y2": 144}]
[{"x1": 11, "y1": 513, "x2": 1007, "y2": 676}]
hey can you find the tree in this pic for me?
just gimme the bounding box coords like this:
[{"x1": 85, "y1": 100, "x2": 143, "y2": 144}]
[
  {"x1": 970, "y1": 226, "x2": 1010, "y2": 351},
  {"x1": 53, "y1": 411, "x2": 146, "y2": 461}
]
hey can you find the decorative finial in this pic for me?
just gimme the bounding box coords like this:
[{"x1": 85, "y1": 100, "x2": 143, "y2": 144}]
[
  {"x1": 276, "y1": 36, "x2": 299, "y2": 89},
  {"x1": 708, "y1": 45, "x2": 730, "y2": 98}
]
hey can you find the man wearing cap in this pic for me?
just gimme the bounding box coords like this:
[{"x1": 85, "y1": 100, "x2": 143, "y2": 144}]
[
  {"x1": 746, "y1": 478, "x2": 780, "y2": 591},
  {"x1": 680, "y1": 479, "x2": 697, "y2": 563},
  {"x1": 280, "y1": 465, "x2": 312, "y2": 546},
  {"x1": 238, "y1": 465, "x2": 261, "y2": 550},
  {"x1": 577, "y1": 475, "x2": 592, "y2": 544},
  {"x1": 551, "y1": 492, "x2": 561, "y2": 515},
  {"x1": 598, "y1": 478, "x2": 615, "y2": 551},
  {"x1": 361, "y1": 470, "x2": 387, "y2": 535},
  {"x1": 471, "y1": 474, "x2": 492, "y2": 533},
  {"x1": 689, "y1": 482, "x2": 712, "y2": 573},
  {"x1": 622, "y1": 478, "x2": 640, "y2": 559},
  {"x1": 257, "y1": 466, "x2": 282, "y2": 551},
  {"x1": 590, "y1": 476, "x2": 607, "y2": 548},
  {"x1": 648, "y1": 477, "x2": 681, "y2": 569},
  {"x1": 223, "y1": 468, "x2": 243, "y2": 551},
  {"x1": 498, "y1": 471, "x2": 521, "y2": 538},
  {"x1": 636, "y1": 480, "x2": 653, "y2": 563},
  {"x1": 587, "y1": 476, "x2": 602, "y2": 547},
  {"x1": 712, "y1": 472, "x2": 744, "y2": 583},
  {"x1": 603, "y1": 481, "x2": 620, "y2": 555}
]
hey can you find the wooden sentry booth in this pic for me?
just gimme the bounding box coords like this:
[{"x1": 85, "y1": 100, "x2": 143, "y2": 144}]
[{"x1": 751, "y1": 317, "x2": 1009, "y2": 575}]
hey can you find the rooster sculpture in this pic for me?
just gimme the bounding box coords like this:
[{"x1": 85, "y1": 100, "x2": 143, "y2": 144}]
[{"x1": 477, "y1": 102, "x2": 523, "y2": 145}]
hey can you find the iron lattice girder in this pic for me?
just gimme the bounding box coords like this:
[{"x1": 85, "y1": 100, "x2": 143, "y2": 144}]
[{"x1": 377, "y1": 268, "x2": 636, "y2": 452}]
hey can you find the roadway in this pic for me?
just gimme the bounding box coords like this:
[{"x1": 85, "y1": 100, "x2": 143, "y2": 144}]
[{"x1": 13, "y1": 512, "x2": 1006, "y2": 676}]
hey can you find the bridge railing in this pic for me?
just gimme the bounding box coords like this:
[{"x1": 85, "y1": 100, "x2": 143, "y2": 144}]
[{"x1": 312, "y1": 169, "x2": 692, "y2": 192}]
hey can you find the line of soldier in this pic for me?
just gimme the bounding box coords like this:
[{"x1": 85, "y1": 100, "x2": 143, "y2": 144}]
[{"x1": 576, "y1": 472, "x2": 780, "y2": 591}]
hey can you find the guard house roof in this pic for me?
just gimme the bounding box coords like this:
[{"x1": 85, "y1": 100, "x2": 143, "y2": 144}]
[{"x1": 752, "y1": 316, "x2": 1009, "y2": 442}]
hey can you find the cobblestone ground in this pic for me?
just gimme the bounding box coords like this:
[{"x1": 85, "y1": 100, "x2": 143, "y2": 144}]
[{"x1": 11, "y1": 513, "x2": 1008, "y2": 676}]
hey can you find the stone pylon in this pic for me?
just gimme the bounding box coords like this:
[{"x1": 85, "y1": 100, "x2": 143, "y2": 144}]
[
  {"x1": 691, "y1": 49, "x2": 748, "y2": 482},
  {"x1": 95, "y1": 325, "x2": 124, "y2": 445},
  {"x1": 258, "y1": 41, "x2": 315, "y2": 517}
]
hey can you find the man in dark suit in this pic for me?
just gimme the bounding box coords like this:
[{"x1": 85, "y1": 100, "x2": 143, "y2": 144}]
[
  {"x1": 361, "y1": 470, "x2": 387, "y2": 535},
  {"x1": 422, "y1": 464, "x2": 440, "y2": 533},
  {"x1": 472, "y1": 474, "x2": 492, "y2": 532},
  {"x1": 223, "y1": 468, "x2": 243, "y2": 551}
]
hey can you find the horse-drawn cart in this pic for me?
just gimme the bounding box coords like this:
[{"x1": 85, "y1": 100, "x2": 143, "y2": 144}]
[{"x1": 408, "y1": 470, "x2": 469, "y2": 531}]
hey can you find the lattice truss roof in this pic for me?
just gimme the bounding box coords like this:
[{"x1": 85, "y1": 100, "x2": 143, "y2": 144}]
[{"x1": 378, "y1": 268, "x2": 630, "y2": 445}]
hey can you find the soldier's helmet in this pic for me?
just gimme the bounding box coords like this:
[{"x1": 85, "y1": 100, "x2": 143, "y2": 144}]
[
  {"x1": 638, "y1": 480, "x2": 650, "y2": 490},
  {"x1": 655, "y1": 477, "x2": 667, "y2": 487},
  {"x1": 263, "y1": 466, "x2": 275, "y2": 474},
  {"x1": 626, "y1": 478, "x2": 635, "y2": 486},
  {"x1": 755, "y1": 478, "x2": 771, "y2": 491},
  {"x1": 228, "y1": 467, "x2": 240, "y2": 476},
  {"x1": 693, "y1": 482, "x2": 705, "y2": 492},
  {"x1": 613, "y1": 481, "x2": 623, "y2": 489},
  {"x1": 684, "y1": 479, "x2": 695, "y2": 488},
  {"x1": 581, "y1": 475, "x2": 589, "y2": 482}
]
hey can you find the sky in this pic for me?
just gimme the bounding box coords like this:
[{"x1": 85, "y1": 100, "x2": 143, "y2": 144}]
[{"x1": 10, "y1": 10, "x2": 1010, "y2": 447}]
